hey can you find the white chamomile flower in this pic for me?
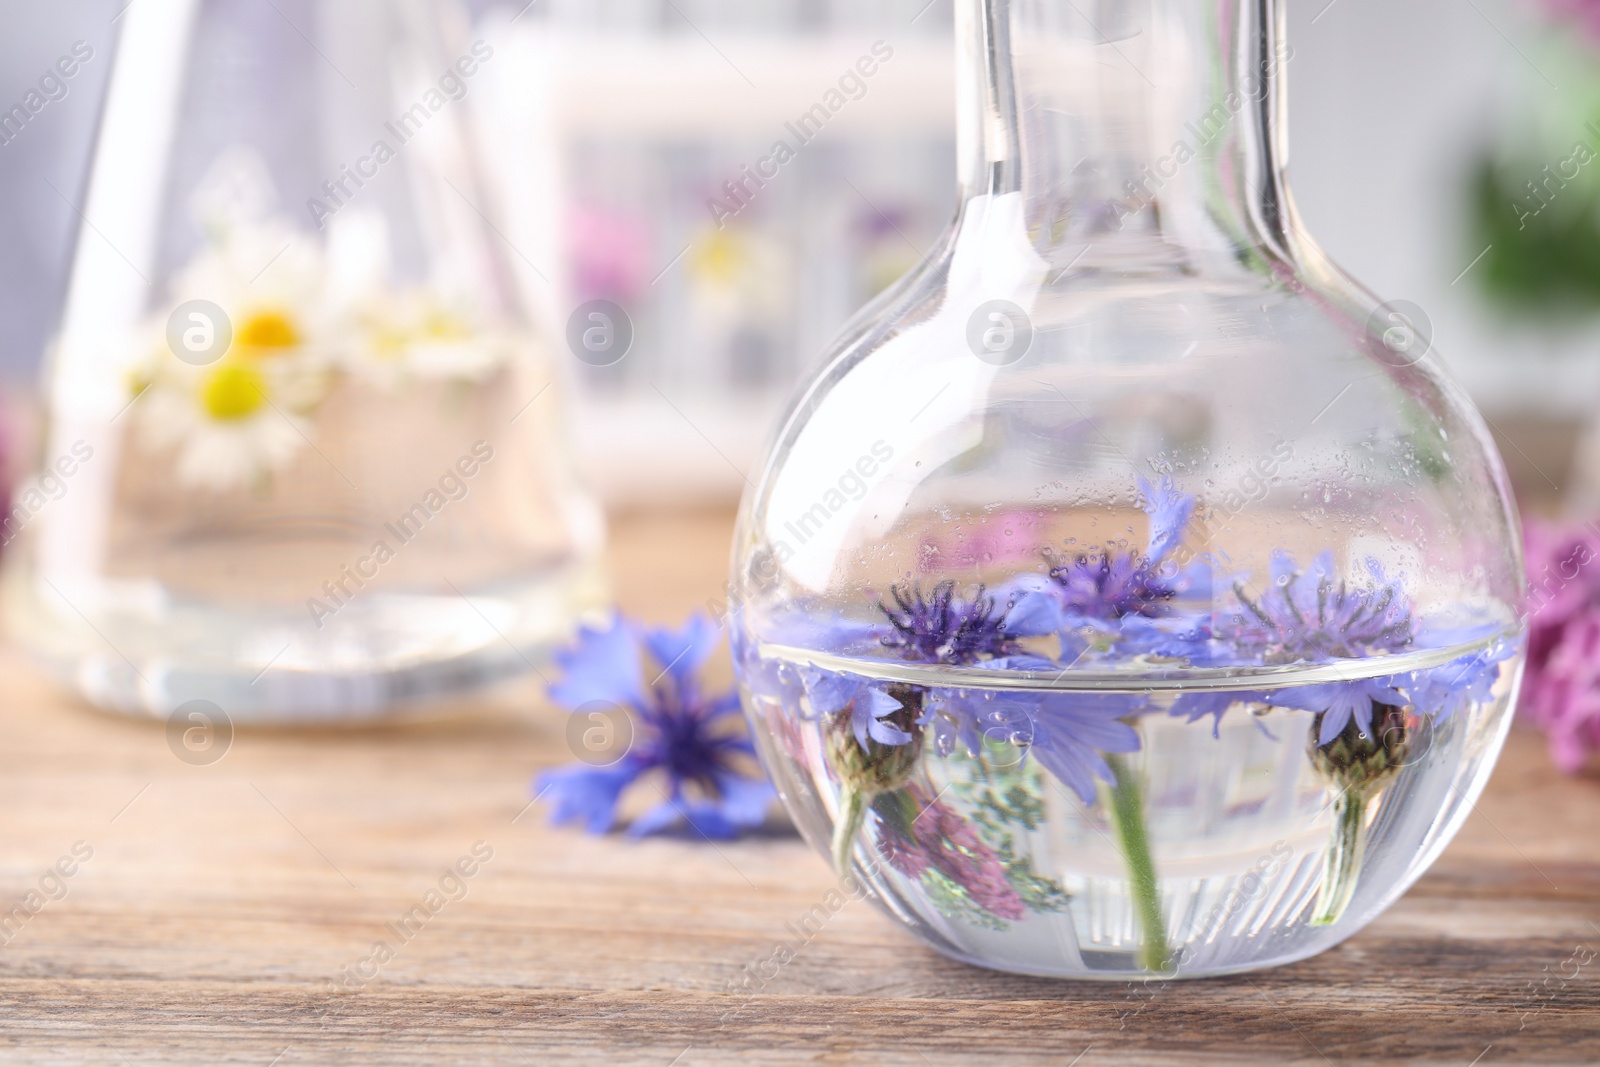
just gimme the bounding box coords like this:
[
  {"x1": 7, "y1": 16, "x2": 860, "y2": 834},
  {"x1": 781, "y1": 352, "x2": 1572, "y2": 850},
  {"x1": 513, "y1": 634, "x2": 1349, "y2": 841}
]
[
  {"x1": 342, "y1": 289, "x2": 511, "y2": 387},
  {"x1": 172, "y1": 222, "x2": 334, "y2": 368},
  {"x1": 138, "y1": 356, "x2": 312, "y2": 492},
  {"x1": 687, "y1": 226, "x2": 789, "y2": 318},
  {"x1": 134, "y1": 217, "x2": 335, "y2": 491}
]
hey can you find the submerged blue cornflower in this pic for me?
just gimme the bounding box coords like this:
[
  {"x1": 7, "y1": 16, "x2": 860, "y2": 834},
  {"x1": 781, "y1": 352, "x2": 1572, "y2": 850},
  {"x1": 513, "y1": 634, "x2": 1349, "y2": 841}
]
[
  {"x1": 797, "y1": 579, "x2": 1056, "y2": 745},
  {"x1": 1046, "y1": 477, "x2": 1196, "y2": 622},
  {"x1": 536, "y1": 614, "x2": 773, "y2": 839},
  {"x1": 1228, "y1": 550, "x2": 1413, "y2": 664},
  {"x1": 794, "y1": 577, "x2": 1135, "y2": 805},
  {"x1": 878, "y1": 581, "x2": 1027, "y2": 665},
  {"x1": 1222, "y1": 551, "x2": 1418, "y2": 742},
  {"x1": 1169, "y1": 560, "x2": 1513, "y2": 740},
  {"x1": 873, "y1": 580, "x2": 1138, "y2": 802},
  {"x1": 1271, "y1": 677, "x2": 1411, "y2": 747},
  {"x1": 804, "y1": 667, "x2": 911, "y2": 748},
  {"x1": 922, "y1": 689, "x2": 1144, "y2": 804},
  {"x1": 1002, "y1": 477, "x2": 1209, "y2": 666},
  {"x1": 1402, "y1": 637, "x2": 1515, "y2": 723}
]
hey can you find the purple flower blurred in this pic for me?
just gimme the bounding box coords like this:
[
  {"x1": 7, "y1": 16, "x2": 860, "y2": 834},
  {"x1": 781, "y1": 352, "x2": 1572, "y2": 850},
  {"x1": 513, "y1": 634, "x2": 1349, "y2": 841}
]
[
  {"x1": 1522, "y1": 519, "x2": 1600, "y2": 771},
  {"x1": 875, "y1": 782, "x2": 1026, "y2": 921},
  {"x1": 929, "y1": 508, "x2": 1050, "y2": 570},
  {"x1": 1403, "y1": 638, "x2": 1515, "y2": 725},
  {"x1": 536, "y1": 613, "x2": 774, "y2": 839},
  {"x1": 1536, "y1": 0, "x2": 1600, "y2": 40},
  {"x1": 567, "y1": 205, "x2": 652, "y2": 305}
]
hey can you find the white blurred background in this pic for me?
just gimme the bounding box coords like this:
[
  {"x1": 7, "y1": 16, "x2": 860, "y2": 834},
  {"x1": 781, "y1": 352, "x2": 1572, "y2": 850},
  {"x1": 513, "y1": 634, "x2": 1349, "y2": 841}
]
[{"x1": 0, "y1": 0, "x2": 1587, "y2": 508}]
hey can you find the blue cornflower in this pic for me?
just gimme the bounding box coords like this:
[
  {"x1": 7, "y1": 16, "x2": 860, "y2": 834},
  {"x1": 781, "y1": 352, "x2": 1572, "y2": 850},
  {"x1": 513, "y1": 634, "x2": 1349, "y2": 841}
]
[
  {"x1": 1227, "y1": 550, "x2": 1413, "y2": 663},
  {"x1": 1210, "y1": 556, "x2": 1514, "y2": 927},
  {"x1": 870, "y1": 579, "x2": 1095, "y2": 762},
  {"x1": 803, "y1": 667, "x2": 911, "y2": 747},
  {"x1": 536, "y1": 613, "x2": 773, "y2": 840},
  {"x1": 1402, "y1": 638, "x2": 1516, "y2": 723},
  {"x1": 804, "y1": 577, "x2": 1142, "y2": 871},
  {"x1": 1269, "y1": 677, "x2": 1410, "y2": 746},
  {"x1": 879, "y1": 581, "x2": 1025, "y2": 665},
  {"x1": 1006, "y1": 477, "x2": 1208, "y2": 664},
  {"x1": 1224, "y1": 551, "x2": 1420, "y2": 742},
  {"x1": 795, "y1": 579, "x2": 1058, "y2": 747},
  {"x1": 862, "y1": 582, "x2": 1143, "y2": 804},
  {"x1": 1046, "y1": 476, "x2": 1196, "y2": 622}
]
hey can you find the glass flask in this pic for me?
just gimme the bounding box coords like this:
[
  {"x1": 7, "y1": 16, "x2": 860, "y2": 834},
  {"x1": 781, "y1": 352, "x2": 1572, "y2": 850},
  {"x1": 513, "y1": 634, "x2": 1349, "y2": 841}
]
[
  {"x1": 6, "y1": 0, "x2": 605, "y2": 722},
  {"x1": 730, "y1": 0, "x2": 1525, "y2": 978}
]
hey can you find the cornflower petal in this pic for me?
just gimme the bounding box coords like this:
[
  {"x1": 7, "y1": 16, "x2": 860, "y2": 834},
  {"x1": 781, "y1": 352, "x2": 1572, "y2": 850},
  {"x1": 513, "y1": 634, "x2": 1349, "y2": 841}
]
[
  {"x1": 536, "y1": 760, "x2": 646, "y2": 835},
  {"x1": 928, "y1": 688, "x2": 1031, "y2": 756},
  {"x1": 800, "y1": 667, "x2": 860, "y2": 718},
  {"x1": 1033, "y1": 694, "x2": 1146, "y2": 752},
  {"x1": 1407, "y1": 640, "x2": 1512, "y2": 721},
  {"x1": 926, "y1": 693, "x2": 1146, "y2": 805},
  {"x1": 861, "y1": 689, "x2": 913, "y2": 747},
  {"x1": 1030, "y1": 735, "x2": 1117, "y2": 806},
  {"x1": 643, "y1": 613, "x2": 722, "y2": 688},
  {"x1": 1170, "y1": 690, "x2": 1265, "y2": 737},
  {"x1": 549, "y1": 617, "x2": 648, "y2": 710},
  {"x1": 709, "y1": 773, "x2": 779, "y2": 829},
  {"x1": 1001, "y1": 586, "x2": 1069, "y2": 637},
  {"x1": 1139, "y1": 475, "x2": 1196, "y2": 565},
  {"x1": 626, "y1": 798, "x2": 686, "y2": 838}
]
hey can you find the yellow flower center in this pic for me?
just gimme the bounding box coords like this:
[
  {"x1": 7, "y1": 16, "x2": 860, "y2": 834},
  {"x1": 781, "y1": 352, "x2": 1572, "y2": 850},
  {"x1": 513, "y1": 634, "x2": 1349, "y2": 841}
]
[
  {"x1": 201, "y1": 364, "x2": 268, "y2": 421},
  {"x1": 368, "y1": 324, "x2": 410, "y2": 360},
  {"x1": 691, "y1": 231, "x2": 744, "y2": 285},
  {"x1": 420, "y1": 310, "x2": 471, "y2": 342},
  {"x1": 235, "y1": 309, "x2": 301, "y2": 355}
]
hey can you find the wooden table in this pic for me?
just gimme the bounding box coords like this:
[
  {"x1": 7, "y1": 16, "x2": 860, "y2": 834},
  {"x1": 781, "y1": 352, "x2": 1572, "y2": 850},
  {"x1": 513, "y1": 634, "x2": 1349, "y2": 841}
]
[{"x1": 0, "y1": 508, "x2": 1596, "y2": 1066}]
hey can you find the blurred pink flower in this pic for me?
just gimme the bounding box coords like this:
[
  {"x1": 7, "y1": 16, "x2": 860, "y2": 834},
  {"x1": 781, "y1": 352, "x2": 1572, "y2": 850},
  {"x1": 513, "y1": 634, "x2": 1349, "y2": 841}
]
[
  {"x1": 920, "y1": 509, "x2": 1051, "y2": 572},
  {"x1": 566, "y1": 205, "x2": 652, "y2": 305},
  {"x1": 1537, "y1": 0, "x2": 1600, "y2": 40},
  {"x1": 876, "y1": 782, "x2": 1026, "y2": 921},
  {"x1": 1522, "y1": 519, "x2": 1600, "y2": 771}
]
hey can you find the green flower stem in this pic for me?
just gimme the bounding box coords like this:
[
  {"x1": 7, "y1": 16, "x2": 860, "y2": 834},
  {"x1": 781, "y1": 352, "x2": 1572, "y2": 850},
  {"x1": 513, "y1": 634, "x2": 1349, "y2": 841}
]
[
  {"x1": 1105, "y1": 754, "x2": 1171, "y2": 973},
  {"x1": 832, "y1": 785, "x2": 869, "y2": 877},
  {"x1": 826, "y1": 686, "x2": 923, "y2": 877},
  {"x1": 1312, "y1": 788, "x2": 1369, "y2": 926}
]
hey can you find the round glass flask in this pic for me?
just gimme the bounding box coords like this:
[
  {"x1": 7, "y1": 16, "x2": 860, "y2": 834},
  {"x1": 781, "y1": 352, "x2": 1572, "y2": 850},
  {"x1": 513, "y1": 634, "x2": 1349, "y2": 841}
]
[
  {"x1": 730, "y1": 0, "x2": 1525, "y2": 978},
  {"x1": 5, "y1": 0, "x2": 605, "y2": 722}
]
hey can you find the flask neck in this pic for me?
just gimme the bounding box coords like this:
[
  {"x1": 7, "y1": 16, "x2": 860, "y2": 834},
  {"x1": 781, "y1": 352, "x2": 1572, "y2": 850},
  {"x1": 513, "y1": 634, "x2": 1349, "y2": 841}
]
[{"x1": 955, "y1": 0, "x2": 1298, "y2": 270}]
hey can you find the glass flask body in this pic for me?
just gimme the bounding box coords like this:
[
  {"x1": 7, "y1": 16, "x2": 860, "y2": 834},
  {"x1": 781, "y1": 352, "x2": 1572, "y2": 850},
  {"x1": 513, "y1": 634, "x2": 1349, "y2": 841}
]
[
  {"x1": 730, "y1": 0, "x2": 1525, "y2": 978},
  {"x1": 7, "y1": 0, "x2": 605, "y2": 721}
]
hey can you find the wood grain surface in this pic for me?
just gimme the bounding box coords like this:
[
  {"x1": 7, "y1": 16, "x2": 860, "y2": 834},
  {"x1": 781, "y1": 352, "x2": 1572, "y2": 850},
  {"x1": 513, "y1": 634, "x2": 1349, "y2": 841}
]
[{"x1": 0, "y1": 508, "x2": 1595, "y2": 1066}]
